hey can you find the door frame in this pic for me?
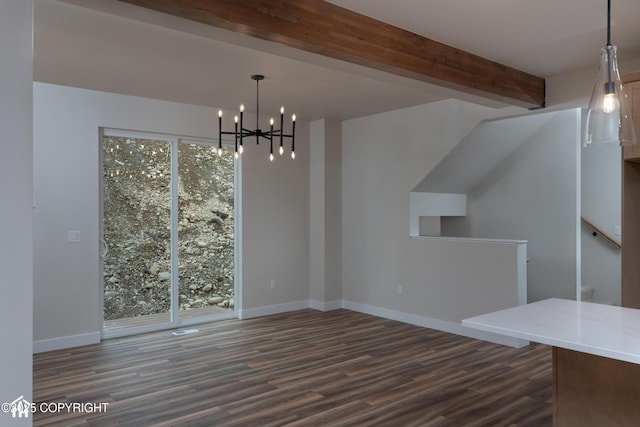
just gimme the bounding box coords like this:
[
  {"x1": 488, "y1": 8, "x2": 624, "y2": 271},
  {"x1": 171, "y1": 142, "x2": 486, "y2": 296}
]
[{"x1": 99, "y1": 128, "x2": 241, "y2": 339}]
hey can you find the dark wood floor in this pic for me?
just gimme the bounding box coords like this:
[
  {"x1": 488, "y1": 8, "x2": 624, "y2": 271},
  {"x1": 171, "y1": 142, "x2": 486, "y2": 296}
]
[{"x1": 33, "y1": 309, "x2": 552, "y2": 426}]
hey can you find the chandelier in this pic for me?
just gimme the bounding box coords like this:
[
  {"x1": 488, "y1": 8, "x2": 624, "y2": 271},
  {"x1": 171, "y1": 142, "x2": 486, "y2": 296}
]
[
  {"x1": 584, "y1": 0, "x2": 635, "y2": 147},
  {"x1": 217, "y1": 74, "x2": 296, "y2": 161}
]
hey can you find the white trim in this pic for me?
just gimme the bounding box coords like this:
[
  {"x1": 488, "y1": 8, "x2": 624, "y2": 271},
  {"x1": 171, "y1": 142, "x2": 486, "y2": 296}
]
[
  {"x1": 410, "y1": 236, "x2": 527, "y2": 245},
  {"x1": 309, "y1": 299, "x2": 343, "y2": 311},
  {"x1": 102, "y1": 128, "x2": 234, "y2": 146},
  {"x1": 98, "y1": 128, "x2": 106, "y2": 335},
  {"x1": 103, "y1": 321, "x2": 175, "y2": 340},
  {"x1": 240, "y1": 299, "x2": 528, "y2": 347},
  {"x1": 170, "y1": 137, "x2": 179, "y2": 322},
  {"x1": 517, "y1": 243, "x2": 528, "y2": 305},
  {"x1": 234, "y1": 147, "x2": 242, "y2": 321},
  {"x1": 342, "y1": 300, "x2": 529, "y2": 348},
  {"x1": 34, "y1": 332, "x2": 101, "y2": 354},
  {"x1": 238, "y1": 300, "x2": 309, "y2": 319},
  {"x1": 102, "y1": 312, "x2": 237, "y2": 340},
  {"x1": 575, "y1": 108, "x2": 583, "y2": 301},
  {"x1": 37, "y1": 301, "x2": 527, "y2": 352}
]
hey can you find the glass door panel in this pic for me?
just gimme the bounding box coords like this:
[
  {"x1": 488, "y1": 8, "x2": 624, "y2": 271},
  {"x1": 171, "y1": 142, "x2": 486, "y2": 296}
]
[
  {"x1": 177, "y1": 143, "x2": 235, "y2": 320},
  {"x1": 102, "y1": 136, "x2": 172, "y2": 332}
]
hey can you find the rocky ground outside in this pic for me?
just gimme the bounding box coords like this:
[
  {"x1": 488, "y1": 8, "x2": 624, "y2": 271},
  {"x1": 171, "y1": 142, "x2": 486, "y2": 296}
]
[{"x1": 102, "y1": 137, "x2": 234, "y2": 320}]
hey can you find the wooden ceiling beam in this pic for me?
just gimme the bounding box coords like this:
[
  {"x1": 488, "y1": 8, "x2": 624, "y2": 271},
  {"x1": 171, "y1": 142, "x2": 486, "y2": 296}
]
[{"x1": 118, "y1": 0, "x2": 545, "y2": 108}]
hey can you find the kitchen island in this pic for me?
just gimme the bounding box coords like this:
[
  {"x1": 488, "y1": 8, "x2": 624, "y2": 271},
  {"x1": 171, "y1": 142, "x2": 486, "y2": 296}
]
[{"x1": 463, "y1": 298, "x2": 640, "y2": 426}]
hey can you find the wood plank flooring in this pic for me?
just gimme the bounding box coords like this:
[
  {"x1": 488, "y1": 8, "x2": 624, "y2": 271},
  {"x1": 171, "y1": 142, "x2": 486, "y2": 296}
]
[{"x1": 33, "y1": 309, "x2": 552, "y2": 426}]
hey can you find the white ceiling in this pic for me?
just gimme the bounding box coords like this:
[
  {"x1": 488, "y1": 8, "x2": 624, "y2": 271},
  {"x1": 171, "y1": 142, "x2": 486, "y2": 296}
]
[{"x1": 34, "y1": 0, "x2": 640, "y2": 121}]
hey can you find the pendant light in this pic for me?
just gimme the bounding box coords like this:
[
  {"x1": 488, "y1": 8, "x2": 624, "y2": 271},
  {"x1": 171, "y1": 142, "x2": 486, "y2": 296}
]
[{"x1": 583, "y1": 0, "x2": 635, "y2": 147}]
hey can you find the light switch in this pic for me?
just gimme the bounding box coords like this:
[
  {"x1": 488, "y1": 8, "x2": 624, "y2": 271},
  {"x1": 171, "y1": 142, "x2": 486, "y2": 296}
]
[
  {"x1": 67, "y1": 230, "x2": 82, "y2": 243},
  {"x1": 614, "y1": 226, "x2": 622, "y2": 236}
]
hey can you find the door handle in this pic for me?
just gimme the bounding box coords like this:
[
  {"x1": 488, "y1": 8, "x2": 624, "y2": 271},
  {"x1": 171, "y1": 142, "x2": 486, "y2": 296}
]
[{"x1": 99, "y1": 239, "x2": 109, "y2": 259}]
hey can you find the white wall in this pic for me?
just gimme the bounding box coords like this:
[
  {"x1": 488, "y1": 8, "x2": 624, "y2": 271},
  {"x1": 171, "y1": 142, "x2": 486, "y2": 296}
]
[
  {"x1": 443, "y1": 109, "x2": 581, "y2": 302},
  {"x1": 33, "y1": 83, "x2": 309, "y2": 346},
  {"x1": 0, "y1": 1, "x2": 33, "y2": 422},
  {"x1": 342, "y1": 99, "x2": 531, "y2": 329},
  {"x1": 239, "y1": 122, "x2": 310, "y2": 316},
  {"x1": 309, "y1": 119, "x2": 342, "y2": 309},
  {"x1": 546, "y1": 57, "x2": 640, "y2": 109}
]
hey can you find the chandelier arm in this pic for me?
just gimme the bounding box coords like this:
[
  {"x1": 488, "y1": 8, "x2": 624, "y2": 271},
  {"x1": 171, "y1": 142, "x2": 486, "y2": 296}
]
[
  {"x1": 223, "y1": 129, "x2": 293, "y2": 140},
  {"x1": 262, "y1": 129, "x2": 282, "y2": 137}
]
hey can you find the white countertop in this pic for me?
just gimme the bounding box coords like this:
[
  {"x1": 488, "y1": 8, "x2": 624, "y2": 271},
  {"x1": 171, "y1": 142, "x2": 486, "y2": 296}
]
[{"x1": 462, "y1": 298, "x2": 640, "y2": 364}]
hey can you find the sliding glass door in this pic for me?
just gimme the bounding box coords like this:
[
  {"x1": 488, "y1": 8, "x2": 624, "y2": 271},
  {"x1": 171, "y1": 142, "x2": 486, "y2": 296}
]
[
  {"x1": 101, "y1": 130, "x2": 236, "y2": 337},
  {"x1": 177, "y1": 142, "x2": 235, "y2": 320}
]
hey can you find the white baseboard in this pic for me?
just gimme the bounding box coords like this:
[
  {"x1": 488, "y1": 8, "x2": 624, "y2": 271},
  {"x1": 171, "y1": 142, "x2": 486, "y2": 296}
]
[
  {"x1": 34, "y1": 301, "x2": 525, "y2": 352},
  {"x1": 308, "y1": 299, "x2": 343, "y2": 311},
  {"x1": 238, "y1": 300, "x2": 309, "y2": 319},
  {"x1": 33, "y1": 331, "x2": 101, "y2": 354},
  {"x1": 342, "y1": 300, "x2": 528, "y2": 348}
]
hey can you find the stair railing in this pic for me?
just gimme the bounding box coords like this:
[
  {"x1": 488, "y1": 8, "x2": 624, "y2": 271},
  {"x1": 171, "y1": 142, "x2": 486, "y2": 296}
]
[{"x1": 581, "y1": 217, "x2": 622, "y2": 249}]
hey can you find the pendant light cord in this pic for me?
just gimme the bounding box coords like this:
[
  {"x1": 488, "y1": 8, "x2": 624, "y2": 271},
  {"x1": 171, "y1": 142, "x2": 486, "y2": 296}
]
[
  {"x1": 607, "y1": 0, "x2": 611, "y2": 47},
  {"x1": 255, "y1": 78, "x2": 260, "y2": 132},
  {"x1": 605, "y1": 0, "x2": 613, "y2": 88}
]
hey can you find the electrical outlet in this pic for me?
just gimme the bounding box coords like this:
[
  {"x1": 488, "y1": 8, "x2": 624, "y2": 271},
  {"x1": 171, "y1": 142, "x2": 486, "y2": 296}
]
[
  {"x1": 270, "y1": 280, "x2": 276, "y2": 290},
  {"x1": 397, "y1": 285, "x2": 403, "y2": 295}
]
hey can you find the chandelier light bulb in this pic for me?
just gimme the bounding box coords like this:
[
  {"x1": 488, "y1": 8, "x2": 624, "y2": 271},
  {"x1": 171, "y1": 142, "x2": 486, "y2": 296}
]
[
  {"x1": 239, "y1": 145, "x2": 244, "y2": 154},
  {"x1": 234, "y1": 151, "x2": 239, "y2": 159},
  {"x1": 280, "y1": 106, "x2": 285, "y2": 114},
  {"x1": 291, "y1": 151, "x2": 296, "y2": 159},
  {"x1": 218, "y1": 110, "x2": 222, "y2": 118},
  {"x1": 270, "y1": 118, "x2": 275, "y2": 126},
  {"x1": 279, "y1": 146, "x2": 284, "y2": 155},
  {"x1": 269, "y1": 153, "x2": 274, "y2": 162},
  {"x1": 292, "y1": 114, "x2": 296, "y2": 122},
  {"x1": 217, "y1": 147, "x2": 223, "y2": 156},
  {"x1": 240, "y1": 104, "x2": 244, "y2": 112}
]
